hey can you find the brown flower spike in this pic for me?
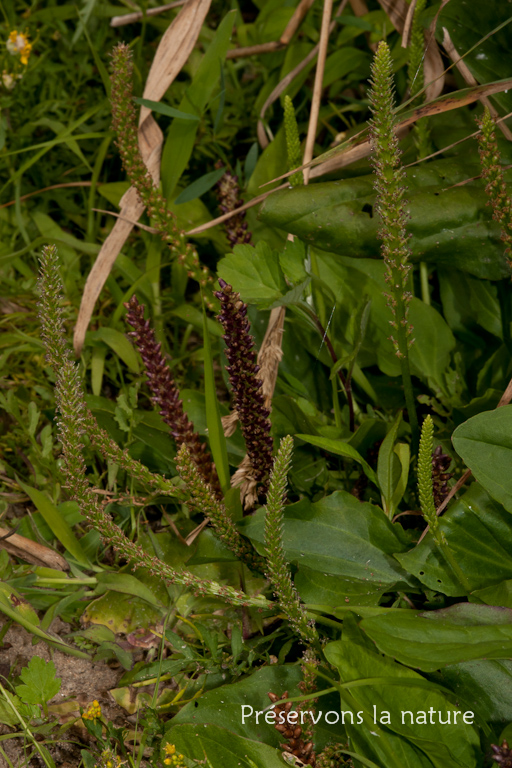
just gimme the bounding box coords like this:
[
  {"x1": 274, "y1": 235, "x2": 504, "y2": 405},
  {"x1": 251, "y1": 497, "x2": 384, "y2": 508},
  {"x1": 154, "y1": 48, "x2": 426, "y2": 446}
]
[
  {"x1": 267, "y1": 691, "x2": 316, "y2": 765},
  {"x1": 215, "y1": 279, "x2": 274, "y2": 491},
  {"x1": 125, "y1": 295, "x2": 221, "y2": 497},
  {"x1": 215, "y1": 163, "x2": 252, "y2": 247},
  {"x1": 491, "y1": 740, "x2": 512, "y2": 767}
]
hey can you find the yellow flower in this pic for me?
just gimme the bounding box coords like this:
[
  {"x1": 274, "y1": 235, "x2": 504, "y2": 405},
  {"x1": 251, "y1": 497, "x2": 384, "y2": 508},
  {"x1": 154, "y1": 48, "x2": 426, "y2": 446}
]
[
  {"x1": 6, "y1": 30, "x2": 32, "y2": 65},
  {"x1": 162, "y1": 744, "x2": 186, "y2": 767},
  {"x1": 82, "y1": 699, "x2": 102, "y2": 721}
]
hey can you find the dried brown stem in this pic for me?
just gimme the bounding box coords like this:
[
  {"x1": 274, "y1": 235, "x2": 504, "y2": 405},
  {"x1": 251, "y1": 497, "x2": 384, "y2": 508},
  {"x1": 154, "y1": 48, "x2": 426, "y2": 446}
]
[{"x1": 303, "y1": 0, "x2": 334, "y2": 184}]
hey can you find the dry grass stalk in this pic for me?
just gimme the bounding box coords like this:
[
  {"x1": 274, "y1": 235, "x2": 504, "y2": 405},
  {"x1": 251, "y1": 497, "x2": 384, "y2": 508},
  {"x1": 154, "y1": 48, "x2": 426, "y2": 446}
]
[{"x1": 303, "y1": 0, "x2": 334, "y2": 183}]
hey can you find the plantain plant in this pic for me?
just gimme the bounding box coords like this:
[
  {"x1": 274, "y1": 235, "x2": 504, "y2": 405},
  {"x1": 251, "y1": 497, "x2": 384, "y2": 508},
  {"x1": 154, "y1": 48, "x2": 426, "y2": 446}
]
[{"x1": 5, "y1": 11, "x2": 512, "y2": 768}]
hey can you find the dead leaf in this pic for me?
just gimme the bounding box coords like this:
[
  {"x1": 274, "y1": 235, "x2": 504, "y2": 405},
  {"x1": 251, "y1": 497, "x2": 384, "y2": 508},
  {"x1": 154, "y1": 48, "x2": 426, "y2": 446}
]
[
  {"x1": 377, "y1": 0, "x2": 408, "y2": 31},
  {"x1": 401, "y1": 0, "x2": 418, "y2": 48},
  {"x1": 423, "y1": 3, "x2": 447, "y2": 101},
  {"x1": 423, "y1": 36, "x2": 445, "y2": 101},
  {"x1": 74, "y1": 0, "x2": 212, "y2": 355},
  {"x1": 0, "y1": 526, "x2": 69, "y2": 570}
]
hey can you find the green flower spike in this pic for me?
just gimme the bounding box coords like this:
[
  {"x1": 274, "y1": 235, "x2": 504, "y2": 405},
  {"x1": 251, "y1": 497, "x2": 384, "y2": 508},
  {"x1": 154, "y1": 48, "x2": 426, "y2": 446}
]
[
  {"x1": 283, "y1": 95, "x2": 304, "y2": 187},
  {"x1": 264, "y1": 436, "x2": 317, "y2": 646},
  {"x1": 417, "y1": 415, "x2": 444, "y2": 546},
  {"x1": 110, "y1": 43, "x2": 215, "y2": 306},
  {"x1": 175, "y1": 444, "x2": 266, "y2": 574},
  {"x1": 477, "y1": 106, "x2": 512, "y2": 268},
  {"x1": 368, "y1": 41, "x2": 419, "y2": 447}
]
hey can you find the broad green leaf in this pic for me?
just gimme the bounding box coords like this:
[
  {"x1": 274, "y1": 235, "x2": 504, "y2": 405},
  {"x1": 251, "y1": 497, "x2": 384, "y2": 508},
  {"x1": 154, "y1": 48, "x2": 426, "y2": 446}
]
[
  {"x1": 473, "y1": 579, "x2": 512, "y2": 608},
  {"x1": 396, "y1": 484, "x2": 512, "y2": 596},
  {"x1": 296, "y1": 565, "x2": 386, "y2": 608},
  {"x1": 391, "y1": 443, "x2": 410, "y2": 514},
  {"x1": 15, "y1": 657, "x2": 61, "y2": 707},
  {"x1": 86, "y1": 327, "x2": 140, "y2": 373},
  {"x1": 325, "y1": 616, "x2": 480, "y2": 768},
  {"x1": 202, "y1": 305, "x2": 230, "y2": 493},
  {"x1": 432, "y1": 658, "x2": 512, "y2": 731},
  {"x1": 361, "y1": 604, "x2": 512, "y2": 672},
  {"x1": 323, "y1": 47, "x2": 370, "y2": 87},
  {"x1": 452, "y1": 406, "x2": 512, "y2": 512},
  {"x1": 174, "y1": 166, "x2": 226, "y2": 205},
  {"x1": 259, "y1": 157, "x2": 512, "y2": 280},
  {"x1": 170, "y1": 665, "x2": 303, "y2": 747},
  {"x1": 82, "y1": 531, "x2": 189, "y2": 633},
  {"x1": 0, "y1": 693, "x2": 24, "y2": 728},
  {"x1": 217, "y1": 241, "x2": 287, "y2": 306},
  {"x1": 161, "y1": 11, "x2": 235, "y2": 200},
  {"x1": 296, "y1": 433, "x2": 378, "y2": 486},
  {"x1": 377, "y1": 413, "x2": 402, "y2": 517},
  {"x1": 170, "y1": 664, "x2": 340, "y2": 751},
  {"x1": 168, "y1": 723, "x2": 286, "y2": 768},
  {"x1": 187, "y1": 528, "x2": 238, "y2": 565},
  {"x1": 133, "y1": 97, "x2": 200, "y2": 121},
  {"x1": 18, "y1": 481, "x2": 91, "y2": 568},
  {"x1": 279, "y1": 236, "x2": 308, "y2": 285},
  {"x1": 240, "y1": 491, "x2": 413, "y2": 589},
  {"x1": 94, "y1": 572, "x2": 164, "y2": 609},
  {"x1": 439, "y1": 269, "x2": 502, "y2": 340},
  {"x1": 435, "y1": 0, "x2": 512, "y2": 112}
]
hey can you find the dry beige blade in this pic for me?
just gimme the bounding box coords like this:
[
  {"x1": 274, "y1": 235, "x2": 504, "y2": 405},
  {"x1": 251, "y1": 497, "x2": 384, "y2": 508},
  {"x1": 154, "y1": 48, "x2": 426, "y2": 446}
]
[
  {"x1": 442, "y1": 27, "x2": 512, "y2": 140},
  {"x1": 401, "y1": 0, "x2": 418, "y2": 48},
  {"x1": 423, "y1": 26, "x2": 445, "y2": 101},
  {"x1": 416, "y1": 0, "x2": 449, "y2": 101},
  {"x1": 74, "y1": 0, "x2": 212, "y2": 355},
  {"x1": 0, "y1": 526, "x2": 69, "y2": 570},
  {"x1": 377, "y1": 0, "x2": 408, "y2": 31}
]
